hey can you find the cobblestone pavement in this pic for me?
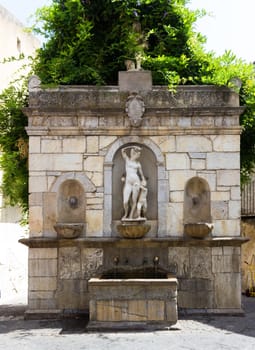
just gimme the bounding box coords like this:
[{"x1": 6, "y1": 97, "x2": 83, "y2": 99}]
[
  {"x1": 1, "y1": 224, "x2": 255, "y2": 349},
  {"x1": 0, "y1": 297, "x2": 255, "y2": 350}
]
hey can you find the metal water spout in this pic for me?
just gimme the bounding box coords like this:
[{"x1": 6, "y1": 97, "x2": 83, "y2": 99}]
[
  {"x1": 113, "y1": 256, "x2": 120, "y2": 266},
  {"x1": 153, "y1": 256, "x2": 159, "y2": 266}
]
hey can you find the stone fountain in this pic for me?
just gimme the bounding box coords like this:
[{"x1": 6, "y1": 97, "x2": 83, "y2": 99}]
[{"x1": 20, "y1": 68, "x2": 248, "y2": 327}]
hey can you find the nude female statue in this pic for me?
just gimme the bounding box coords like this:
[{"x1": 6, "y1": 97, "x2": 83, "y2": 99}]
[{"x1": 121, "y1": 146, "x2": 147, "y2": 220}]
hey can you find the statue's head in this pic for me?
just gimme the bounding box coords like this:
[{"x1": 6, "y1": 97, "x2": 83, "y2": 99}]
[{"x1": 130, "y1": 146, "x2": 142, "y2": 160}]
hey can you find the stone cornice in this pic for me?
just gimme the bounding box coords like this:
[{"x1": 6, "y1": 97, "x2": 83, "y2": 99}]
[
  {"x1": 23, "y1": 106, "x2": 244, "y2": 117},
  {"x1": 19, "y1": 236, "x2": 249, "y2": 248},
  {"x1": 26, "y1": 126, "x2": 242, "y2": 136}
]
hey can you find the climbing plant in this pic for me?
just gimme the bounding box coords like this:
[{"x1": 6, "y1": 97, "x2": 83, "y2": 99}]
[{"x1": 0, "y1": 79, "x2": 29, "y2": 215}]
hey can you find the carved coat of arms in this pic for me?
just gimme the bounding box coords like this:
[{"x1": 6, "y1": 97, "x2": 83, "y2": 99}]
[{"x1": 125, "y1": 94, "x2": 145, "y2": 127}]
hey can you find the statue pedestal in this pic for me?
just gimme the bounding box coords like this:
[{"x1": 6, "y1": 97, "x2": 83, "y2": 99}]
[{"x1": 118, "y1": 71, "x2": 152, "y2": 92}]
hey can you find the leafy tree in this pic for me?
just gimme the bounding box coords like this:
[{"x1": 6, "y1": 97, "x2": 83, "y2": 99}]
[{"x1": 32, "y1": 0, "x2": 210, "y2": 85}]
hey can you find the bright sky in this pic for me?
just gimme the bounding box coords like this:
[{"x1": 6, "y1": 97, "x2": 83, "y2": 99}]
[{"x1": 0, "y1": 0, "x2": 254, "y2": 63}]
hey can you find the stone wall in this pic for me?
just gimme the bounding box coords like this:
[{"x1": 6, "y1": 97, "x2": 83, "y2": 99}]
[{"x1": 22, "y1": 76, "x2": 246, "y2": 318}]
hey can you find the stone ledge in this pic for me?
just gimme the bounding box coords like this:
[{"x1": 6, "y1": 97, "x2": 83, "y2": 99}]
[
  {"x1": 19, "y1": 236, "x2": 249, "y2": 248},
  {"x1": 24, "y1": 309, "x2": 62, "y2": 320},
  {"x1": 87, "y1": 320, "x2": 176, "y2": 331},
  {"x1": 179, "y1": 307, "x2": 244, "y2": 316},
  {"x1": 25, "y1": 126, "x2": 242, "y2": 137}
]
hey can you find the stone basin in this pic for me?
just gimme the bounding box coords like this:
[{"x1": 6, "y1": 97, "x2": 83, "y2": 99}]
[
  {"x1": 117, "y1": 221, "x2": 151, "y2": 238},
  {"x1": 101, "y1": 266, "x2": 170, "y2": 279},
  {"x1": 184, "y1": 222, "x2": 214, "y2": 239},
  {"x1": 88, "y1": 267, "x2": 178, "y2": 330},
  {"x1": 53, "y1": 223, "x2": 84, "y2": 238}
]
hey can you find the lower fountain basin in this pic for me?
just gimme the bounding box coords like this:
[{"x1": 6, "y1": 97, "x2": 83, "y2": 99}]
[
  {"x1": 54, "y1": 223, "x2": 84, "y2": 238},
  {"x1": 88, "y1": 267, "x2": 178, "y2": 330},
  {"x1": 101, "y1": 267, "x2": 170, "y2": 279},
  {"x1": 184, "y1": 222, "x2": 214, "y2": 239}
]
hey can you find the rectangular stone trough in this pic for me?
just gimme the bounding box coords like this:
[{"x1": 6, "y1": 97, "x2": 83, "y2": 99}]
[{"x1": 88, "y1": 272, "x2": 178, "y2": 330}]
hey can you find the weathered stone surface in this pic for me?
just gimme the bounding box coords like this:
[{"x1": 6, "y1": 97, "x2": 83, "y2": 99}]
[
  {"x1": 231, "y1": 187, "x2": 240, "y2": 200},
  {"x1": 118, "y1": 71, "x2": 152, "y2": 92},
  {"x1": 178, "y1": 290, "x2": 214, "y2": 309},
  {"x1": 229, "y1": 200, "x2": 241, "y2": 219},
  {"x1": 29, "y1": 259, "x2": 57, "y2": 277},
  {"x1": 29, "y1": 248, "x2": 58, "y2": 259},
  {"x1": 59, "y1": 247, "x2": 81, "y2": 279},
  {"x1": 63, "y1": 136, "x2": 86, "y2": 153},
  {"x1": 29, "y1": 154, "x2": 83, "y2": 171},
  {"x1": 176, "y1": 136, "x2": 212, "y2": 153},
  {"x1": 211, "y1": 191, "x2": 230, "y2": 201},
  {"x1": 29, "y1": 192, "x2": 43, "y2": 206},
  {"x1": 169, "y1": 170, "x2": 196, "y2": 191},
  {"x1": 167, "y1": 203, "x2": 183, "y2": 236},
  {"x1": 81, "y1": 248, "x2": 103, "y2": 278},
  {"x1": 29, "y1": 206, "x2": 43, "y2": 237},
  {"x1": 57, "y1": 279, "x2": 82, "y2": 309},
  {"x1": 213, "y1": 219, "x2": 240, "y2": 237},
  {"x1": 28, "y1": 298, "x2": 57, "y2": 310},
  {"x1": 214, "y1": 273, "x2": 241, "y2": 308},
  {"x1": 41, "y1": 138, "x2": 62, "y2": 153},
  {"x1": 168, "y1": 247, "x2": 189, "y2": 277},
  {"x1": 87, "y1": 136, "x2": 99, "y2": 153},
  {"x1": 86, "y1": 210, "x2": 103, "y2": 236},
  {"x1": 166, "y1": 153, "x2": 190, "y2": 170},
  {"x1": 211, "y1": 201, "x2": 228, "y2": 220},
  {"x1": 99, "y1": 136, "x2": 117, "y2": 150},
  {"x1": 149, "y1": 136, "x2": 176, "y2": 153},
  {"x1": 170, "y1": 191, "x2": 184, "y2": 203},
  {"x1": 207, "y1": 153, "x2": 239, "y2": 170},
  {"x1": 29, "y1": 136, "x2": 41, "y2": 153},
  {"x1": 212, "y1": 254, "x2": 240, "y2": 273},
  {"x1": 83, "y1": 156, "x2": 103, "y2": 173},
  {"x1": 28, "y1": 291, "x2": 55, "y2": 300},
  {"x1": 43, "y1": 192, "x2": 57, "y2": 236},
  {"x1": 29, "y1": 277, "x2": 57, "y2": 291},
  {"x1": 197, "y1": 171, "x2": 217, "y2": 191},
  {"x1": 212, "y1": 135, "x2": 240, "y2": 152},
  {"x1": 189, "y1": 247, "x2": 212, "y2": 279},
  {"x1": 217, "y1": 170, "x2": 240, "y2": 186},
  {"x1": 191, "y1": 159, "x2": 205, "y2": 170}
]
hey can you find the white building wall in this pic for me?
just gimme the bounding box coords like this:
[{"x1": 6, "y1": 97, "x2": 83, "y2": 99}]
[{"x1": 0, "y1": 5, "x2": 40, "y2": 222}]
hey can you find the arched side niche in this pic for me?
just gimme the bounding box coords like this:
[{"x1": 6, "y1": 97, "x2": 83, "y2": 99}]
[
  {"x1": 184, "y1": 176, "x2": 211, "y2": 224},
  {"x1": 103, "y1": 136, "x2": 169, "y2": 237},
  {"x1": 50, "y1": 172, "x2": 96, "y2": 234},
  {"x1": 57, "y1": 179, "x2": 85, "y2": 223}
]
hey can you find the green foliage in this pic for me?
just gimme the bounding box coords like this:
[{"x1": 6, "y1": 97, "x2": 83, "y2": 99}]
[
  {"x1": 33, "y1": 0, "x2": 208, "y2": 85},
  {"x1": 0, "y1": 81, "x2": 29, "y2": 215}
]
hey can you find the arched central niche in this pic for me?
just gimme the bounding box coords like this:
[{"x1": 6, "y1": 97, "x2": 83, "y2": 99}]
[
  {"x1": 103, "y1": 136, "x2": 169, "y2": 237},
  {"x1": 112, "y1": 143, "x2": 157, "y2": 221}
]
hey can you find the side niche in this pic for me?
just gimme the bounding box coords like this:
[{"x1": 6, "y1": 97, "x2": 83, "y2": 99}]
[
  {"x1": 55, "y1": 179, "x2": 86, "y2": 238},
  {"x1": 183, "y1": 177, "x2": 213, "y2": 239}
]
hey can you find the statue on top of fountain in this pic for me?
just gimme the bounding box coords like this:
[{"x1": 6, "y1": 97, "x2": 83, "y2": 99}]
[{"x1": 121, "y1": 146, "x2": 147, "y2": 221}]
